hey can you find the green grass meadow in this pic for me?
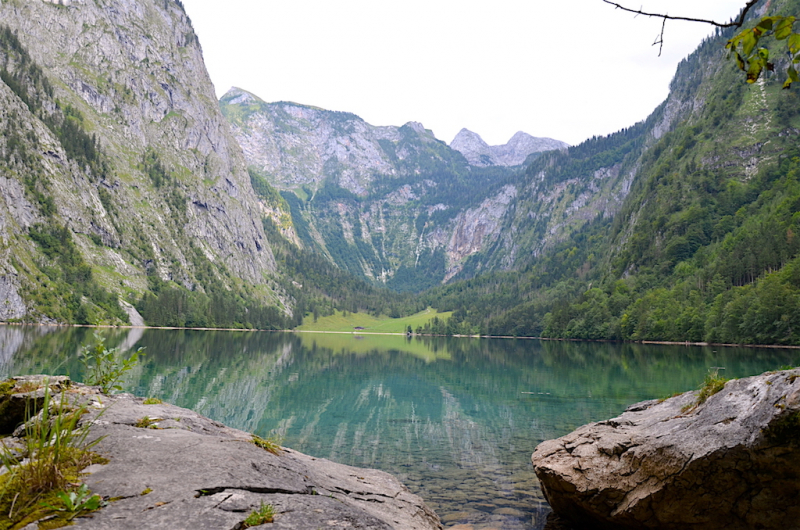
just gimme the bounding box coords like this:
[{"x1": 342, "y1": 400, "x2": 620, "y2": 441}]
[{"x1": 296, "y1": 307, "x2": 451, "y2": 333}]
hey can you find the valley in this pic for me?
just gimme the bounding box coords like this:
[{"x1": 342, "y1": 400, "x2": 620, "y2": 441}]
[
  {"x1": 3, "y1": 1, "x2": 800, "y2": 529},
  {"x1": 220, "y1": 87, "x2": 567, "y2": 289},
  {"x1": 0, "y1": 0, "x2": 799, "y2": 349}
]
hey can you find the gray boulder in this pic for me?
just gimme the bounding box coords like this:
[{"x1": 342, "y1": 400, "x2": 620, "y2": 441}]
[
  {"x1": 9, "y1": 378, "x2": 441, "y2": 530},
  {"x1": 532, "y1": 369, "x2": 800, "y2": 529}
]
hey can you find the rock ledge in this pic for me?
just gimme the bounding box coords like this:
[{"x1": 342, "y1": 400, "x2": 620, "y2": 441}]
[{"x1": 3, "y1": 376, "x2": 442, "y2": 530}]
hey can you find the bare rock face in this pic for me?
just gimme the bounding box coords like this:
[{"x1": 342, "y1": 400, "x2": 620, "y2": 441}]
[
  {"x1": 442, "y1": 184, "x2": 518, "y2": 281},
  {"x1": 532, "y1": 369, "x2": 800, "y2": 530},
  {"x1": 220, "y1": 88, "x2": 443, "y2": 196}
]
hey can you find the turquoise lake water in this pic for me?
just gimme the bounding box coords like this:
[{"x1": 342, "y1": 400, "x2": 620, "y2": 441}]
[{"x1": 1, "y1": 325, "x2": 797, "y2": 529}]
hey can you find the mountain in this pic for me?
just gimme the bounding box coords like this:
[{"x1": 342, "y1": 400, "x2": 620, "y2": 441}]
[
  {"x1": 0, "y1": 0, "x2": 285, "y2": 327},
  {"x1": 221, "y1": 88, "x2": 629, "y2": 289},
  {"x1": 5, "y1": 0, "x2": 800, "y2": 348},
  {"x1": 420, "y1": 0, "x2": 800, "y2": 345},
  {"x1": 221, "y1": 88, "x2": 548, "y2": 289},
  {"x1": 449, "y1": 128, "x2": 568, "y2": 167},
  {"x1": 221, "y1": 88, "x2": 455, "y2": 196}
]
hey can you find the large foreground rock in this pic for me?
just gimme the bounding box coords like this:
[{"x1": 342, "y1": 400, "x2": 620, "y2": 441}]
[
  {"x1": 6, "y1": 376, "x2": 442, "y2": 530},
  {"x1": 532, "y1": 369, "x2": 800, "y2": 529}
]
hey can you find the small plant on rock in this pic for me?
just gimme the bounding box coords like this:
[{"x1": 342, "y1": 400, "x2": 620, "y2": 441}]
[
  {"x1": 0, "y1": 381, "x2": 105, "y2": 526},
  {"x1": 143, "y1": 397, "x2": 162, "y2": 405},
  {"x1": 697, "y1": 368, "x2": 728, "y2": 405},
  {"x1": 40, "y1": 483, "x2": 105, "y2": 520},
  {"x1": 14, "y1": 379, "x2": 43, "y2": 394},
  {"x1": 243, "y1": 502, "x2": 275, "y2": 527},
  {"x1": 252, "y1": 434, "x2": 283, "y2": 456},
  {"x1": 134, "y1": 416, "x2": 160, "y2": 429},
  {"x1": 80, "y1": 331, "x2": 144, "y2": 394},
  {"x1": 682, "y1": 369, "x2": 730, "y2": 413}
]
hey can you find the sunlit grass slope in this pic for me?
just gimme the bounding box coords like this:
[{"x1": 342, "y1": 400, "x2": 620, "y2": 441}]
[{"x1": 296, "y1": 307, "x2": 451, "y2": 333}]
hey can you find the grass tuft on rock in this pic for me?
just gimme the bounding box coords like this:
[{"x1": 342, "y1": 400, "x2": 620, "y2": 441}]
[
  {"x1": 242, "y1": 502, "x2": 275, "y2": 527},
  {"x1": 0, "y1": 381, "x2": 105, "y2": 529},
  {"x1": 134, "y1": 416, "x2": 160, "y2": 429},
  {"x1": 252, "y1": 434, "x2": 283, "y2": 456},
  {"x1": 680, "y1": 369, "x2": 730, "y2": 413},
  {"x1": 697, "y1": 369, "x2": 729, "y2": 406}
]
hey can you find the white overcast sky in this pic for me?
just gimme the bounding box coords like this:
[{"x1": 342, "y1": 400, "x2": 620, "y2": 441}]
[{"x1": 181, "y1": 0, "x2": 747, "y2": 146}]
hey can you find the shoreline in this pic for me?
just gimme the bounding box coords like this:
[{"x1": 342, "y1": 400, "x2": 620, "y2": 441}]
[{"x1": 2, "y1": 321, "x2": 799, "y2": 349}]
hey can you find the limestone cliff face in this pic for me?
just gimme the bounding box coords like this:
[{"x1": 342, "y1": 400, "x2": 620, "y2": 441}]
[
  {"x1": 0, "y1": 0, "x2": 276, "y2": 322},
  {"x1": 221, "y1": 88, "x2": 446, "y2": 195},
  {"x1": 441, "y1": 185, "x2": 518, "y2": 281},
  {"x1": 450, "y1": 128, "x2": 568, "y2": 167}
]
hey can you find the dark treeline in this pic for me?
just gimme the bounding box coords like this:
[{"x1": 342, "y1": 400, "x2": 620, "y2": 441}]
[{"x1": 136, "y1": 275, "x2": 291, "y2": 330}]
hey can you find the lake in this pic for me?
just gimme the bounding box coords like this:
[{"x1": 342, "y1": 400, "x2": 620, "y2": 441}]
[{"x1": 1, "y1": 325, "x2": 797, "y2": 529}]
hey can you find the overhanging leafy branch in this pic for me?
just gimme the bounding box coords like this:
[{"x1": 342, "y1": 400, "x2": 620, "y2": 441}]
[
  {"x1": 602, "y1": 1, "x2": 800, "y2": 87},
  {"x1": 726, "y1": 16, "x2": 800, "y2": 88}
]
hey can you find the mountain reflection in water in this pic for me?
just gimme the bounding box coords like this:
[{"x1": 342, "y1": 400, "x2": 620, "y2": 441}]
[{"x1": 1, "y1": 326, "x2": 795, "y2": 529}]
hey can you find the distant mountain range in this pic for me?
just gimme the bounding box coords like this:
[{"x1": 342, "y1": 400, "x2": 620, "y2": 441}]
[{"x1": 449, "y1": 128, "x2": 568, "y2": 167}]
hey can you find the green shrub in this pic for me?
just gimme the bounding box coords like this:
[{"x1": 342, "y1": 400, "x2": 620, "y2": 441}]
[{"x1": 80, "y1": 331, "x2": 143, "y2": 394}]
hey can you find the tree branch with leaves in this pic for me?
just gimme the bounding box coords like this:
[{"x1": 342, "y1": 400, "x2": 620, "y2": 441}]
[
  {"x1": 602, "y1": 0, "x2": 800, "y2": 88},
  {"x1": 726, "y1": 15, "x2": 800, "y2": 88}
]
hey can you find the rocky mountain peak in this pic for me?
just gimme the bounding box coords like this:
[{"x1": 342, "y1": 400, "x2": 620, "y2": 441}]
[
  {"x1": 404, "y1": 121, "x2": 427, "y2": 134},
  {"x1": 222, "y1": 86, "x2": 258, "y2": 106},
  {"x1": 450, "y1": 128, "x2": 568, "y2": 167},
  {"x1": 450, "y1": 129, "x2": 493, "y2": 166}
]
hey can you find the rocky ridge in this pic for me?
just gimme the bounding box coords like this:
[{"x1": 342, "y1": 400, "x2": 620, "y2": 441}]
[
  {"x1": 449, "y1": 128, "x2": 568, "y2": 167},
  {"x1": 219, "y1": 85, "x2": 645, "y2": 289},
  {"x1": 221, "y1": 87, "x2": 528, "y2": 287},
  {"x1": 221, "y1": 88, "x2": 447, "y2": 196}
]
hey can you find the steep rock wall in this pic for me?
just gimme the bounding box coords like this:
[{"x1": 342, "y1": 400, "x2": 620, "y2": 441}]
[{"x1": 0, "y1": 0, "x2": 277, "y2": 322}]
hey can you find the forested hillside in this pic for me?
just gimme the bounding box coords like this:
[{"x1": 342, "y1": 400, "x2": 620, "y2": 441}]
[{"x1": 420, "y1": 0, "x2": 800, "y2": 346}]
